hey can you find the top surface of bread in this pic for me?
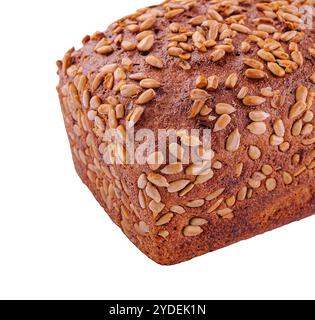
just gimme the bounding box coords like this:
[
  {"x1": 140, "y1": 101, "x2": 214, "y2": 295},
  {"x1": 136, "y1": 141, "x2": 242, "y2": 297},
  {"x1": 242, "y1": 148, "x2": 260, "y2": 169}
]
[{"x1": 58, "y1": 0, "x2": 315, "y2": 264}]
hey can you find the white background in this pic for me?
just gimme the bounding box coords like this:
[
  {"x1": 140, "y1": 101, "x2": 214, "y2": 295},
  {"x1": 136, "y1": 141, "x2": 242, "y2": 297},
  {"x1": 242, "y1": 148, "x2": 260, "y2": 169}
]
[{"x1": 0, "y1": 0, "x2": 314, "y2": 300}]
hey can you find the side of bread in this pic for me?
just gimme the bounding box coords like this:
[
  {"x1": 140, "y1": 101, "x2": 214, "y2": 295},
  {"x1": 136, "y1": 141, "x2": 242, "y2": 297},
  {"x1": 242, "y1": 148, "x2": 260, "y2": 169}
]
[{"x1": 57, "y1": 0, "x2": 315, "y2": 265}]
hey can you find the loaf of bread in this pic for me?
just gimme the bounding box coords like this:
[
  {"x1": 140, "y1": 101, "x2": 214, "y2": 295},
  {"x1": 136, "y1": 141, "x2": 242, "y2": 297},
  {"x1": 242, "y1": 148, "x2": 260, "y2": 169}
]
[{"x1": 57, "y1": 0, "x2": 315, "y2": 265}]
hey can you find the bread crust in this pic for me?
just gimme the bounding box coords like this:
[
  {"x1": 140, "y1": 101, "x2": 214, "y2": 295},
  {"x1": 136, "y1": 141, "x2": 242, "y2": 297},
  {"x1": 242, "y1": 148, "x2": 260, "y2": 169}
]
[{"x1": 57, "y1": 0, "x2": 315, "y2": 265}]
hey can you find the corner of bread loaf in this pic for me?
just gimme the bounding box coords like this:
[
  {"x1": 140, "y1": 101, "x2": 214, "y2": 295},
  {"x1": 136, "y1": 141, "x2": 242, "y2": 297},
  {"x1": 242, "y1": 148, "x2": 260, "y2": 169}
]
[{"x1": 56, "y1": 0, "x2": 315, "y2": 265}]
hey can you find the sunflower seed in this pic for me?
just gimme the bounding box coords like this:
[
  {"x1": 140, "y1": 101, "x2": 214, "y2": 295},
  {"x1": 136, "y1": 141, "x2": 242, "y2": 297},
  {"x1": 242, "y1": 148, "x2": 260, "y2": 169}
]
[
  {"x1": 136, "y1": 89, "x2": 156, "y2": 104},
  {"x1": 161, "y1": 163, "x2": 183, "y2": 175},
  {"x1": 235, "y1": 163, "x2": 244, "y2": 177},
  {"x1": 247, "y1": 122, "x2": 267, "y2": 135},
  {"x1": 271, "y1": 94, "x2": 286, "y2": 108},
  {"x1": 269, "y1": 134, "x2": 284, "y2": 146},
  {"x1": 135, "y1": 221, "x2": 149, "y2": 235},
  {"x1": 186, "y1": 199, "x2": 205, "y2": 208},
  {"x1": 209, "y1": 49, "x2": 225, "y2": 62},
  {"x1": 260, "y1": 87, "x2": 273, "y2": 97},
  {"x1": 309, "y1": 48, "x2": 315, "y2": 58},
  {"x1": 217, "y1": 208, "x2": 234, "y2": 219},
  {"x1": 139, "y1": 79, "x2": 161, "y2": 89},
  {"x1": 302, "y1": 123, "x2": 313, "y2": 135},
  {"x1": 273, "y1": 119, "x2": 285, "y2": 137},
  {"x1": 252, "y1": 172, "x2": 266, "y2": 181},
  {"x1": 179, "y1": 183, "x2": 195, "y2": 197},
  {"x1": 279, "y1": 141, "x2": 290, "y2": 152},
  {"x1": 189, "y1": 100, "x2": 204, "y2": 118},
  {"x1": 258, "y1": 24, "x2": 276, "y2": 33},
  {"x1": 165, "y1": 8, "x2": 185, "y2": 19},
  {"x1": 145, "y1": 182, "x2": 161, "y2": 203},
  {"x1": 190, "y1": 218, "x2": 208, "y2": 226},
  {"x1": 280, "y1": 31, "x2": 297, "y2": 42},
  {"x1": 192, "y1": 30, "x2": 206, "y2": 44},
  {"x1": 262, "y1": 164, "x2": 273, "y2": 176},
  {"x1": 289, "y1": 101, "x2": 307, "y2": 119},
  {"x1": 186, "y1": 161, "x2": 211, "y2": 175},
  {"x1": 127, "y1": 107, "x2": 145, "y2": 128},
  {"x1": 207, "y1": 76, "x2": 219, "y2": 91},
  {"x1": 167, "y1": 180, "x2": 191, "y2": 193},
  {"x1": 120, "y1": 84, "x2": 142, "y2": 97},
  {"x1": 267, "y1": 62, "x2": 285, "y2": 77},
  {"x1": 303, "y1": 110, "x2": 314, "y2": 123},
  {"x1": 243, "y1": 58, "x2": 264, "y2": 70},
  {"x1": 258, "y1": 49, "x2": 275, "y2": 62},
  {"x1": 237, "y1": 86, "x2": 249, "y2": 99},
  {"x1": 282, "y1": 172, "x2": 293, "y2": 185},
  {"x1": 121, "y1": 40, "x2": 136, "y2": 51},
  {"x1": 138, "y1": 174, "x2": 148, "y2": 189},
  {"x1": 91, "y1": 73, "x2": 104, "y2": 92},
  {"x1": 294, "y1": 166, "x2": 307, "y2": 177},
  {"x1": 212, "y1": 161, "x2": 222, "y2": 170},
  {"x1": 109, "y1": 106, "x2": 118, "y2": 129},
  {"x1": 158, "y1": 230, "x2": 169, "y2": 239},
  {"x1": 226, "y1": 196, "x2": 236, "y2": 207},
  {"x1": 169, "y1": 47, "x2": 185, "y2": 57},
  {"x1": 195, "y1": 170, "x2": 214, "y2": 184},
  {"x1": 241, "y1": 41, "x2": 251, "y2": 53},
  {"x1": 215, "y1": 103, "x2": 236, "y2": 115},
  {"x1": 266, "y1": 178, "x2": 277, "y2": 191},
  {"x1": 248, "y1": 145, "x2": 261, "y2": 160},
  {"x1": 129, "y1": 73, "x2": 146, "y2": 81},
  {"x1": 243, "y1": 96, "x2": 266, "y2": 106},
  {"x1": 179, "y1": 42, "x2": 194, "y2": 51},
  {"x1": 291, "y1": 51, "x2": 303, "y2": 66},
  {"x1": 245, "y1": 69, "x2": 266, "y2": 79},
  {"x1": 248, "y1": 178, "x2": 261, "y2": 189},
  {"x1": 310, "y1": 73, "x2": 315, "y2": 84},
  {"x1": 208, "y1": 20, "x2": 219, "y2": 40},
  {"x1": 214, "y1": 114, "x2": 231, "y2": 132},
  {"x1": 155, "y1": 213, "x2": 174, "y2": 226},
  {"x1": 302, "y1": 137, "x2": 315, "y2": 146},
  {"x1": 94, "y1": 116, "x2": 105, "y2": 130},
  {"x1": 249, "y1": 111, "x2": 270, "y2": 121},
  {"x1": 137, "y1": 35, "x2": 155, "y2": 52},
  {"x1": 145, "y1": 55, "x2": 164, "y2": 69},
  {"x1": 170, "y1": 205, "x2": 186, "y2": 214},
  {"x1": 226, "y1": 129, "x2": 241, "y2": 152},
  {"x1": 225, "y1": 73, "x2": 238, "y2": 89},
  {"x1": 147, "y1": 173, "x2": 169, "y2": 188},
  {"x1": 291, "y1": 120, "x2": 303, "y2": 136},
  {"x1": 277, "y1": 59, "x2": 298, "y2": 73},
  {"x1": 207, "y1": 198, "x2": 224, "y2": 213},
  {"x1": 183, "y1": 225, "x2": 203, "y2": 237},
  {"x1": 147, "y1": 151, "x2": 164, "y2": 171},
  {"x1": 140, "y1": 17, "x2": 156, "y2": 31},
  {"x1": 208, "y1": 8, "x2": 223, "y2": 21},
  {"x1": 296, "y1": 85, "x2": 308, "y2": 102},
  {"x1": 231, "y1": 23, "x2": 251, "y2": 34},
  {"x1": 99, "y1": 64, "x2": 118, "y2": 74},
  {"x1": 273, "y1": 50, "x2": 289, "y2": 60},
  {"x1": 195, "y1": 75, "x2": 208, "y2": 89},
  {"x1": 95, "y1": 45, "x2": 114, "y2": 55},
  {"x1": 138, "y1": 190, "x2": 146, "y2": 209},
  {"x1": 169, "y1": 34, "x2": 188, "y2": 42},
  {"x1": 237, "y1": 187, "x2": 247, "y2": 201},
  {"x1": 190, "y1": 89, "x2": 208, "y2": 100},
  {"x1": 206, "y1": 188, "x2": 225, "y2": 201}
]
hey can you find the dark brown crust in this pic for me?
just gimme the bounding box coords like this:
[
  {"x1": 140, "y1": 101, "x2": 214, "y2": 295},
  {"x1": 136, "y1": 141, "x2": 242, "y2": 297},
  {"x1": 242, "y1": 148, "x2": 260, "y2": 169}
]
[{"x1": 57, "y1": 0, "x2": 315, "y2": 265}]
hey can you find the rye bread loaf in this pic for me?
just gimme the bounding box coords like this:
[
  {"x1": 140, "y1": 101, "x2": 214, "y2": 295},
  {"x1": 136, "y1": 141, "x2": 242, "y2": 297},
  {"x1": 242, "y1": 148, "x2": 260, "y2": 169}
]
[{"x1": 57, "y1": 0, "x2": 315, "y2": 265}]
